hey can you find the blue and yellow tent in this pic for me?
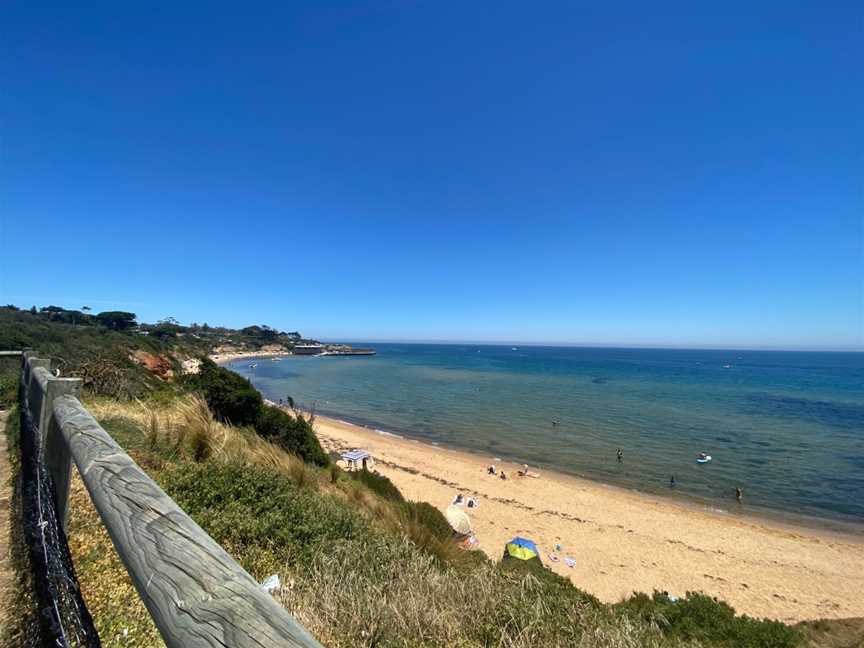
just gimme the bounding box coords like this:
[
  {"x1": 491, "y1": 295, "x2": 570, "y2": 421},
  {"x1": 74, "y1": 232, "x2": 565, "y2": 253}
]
[{"x1": 503, "y1": 536, "x2": 541, "y2": 564}]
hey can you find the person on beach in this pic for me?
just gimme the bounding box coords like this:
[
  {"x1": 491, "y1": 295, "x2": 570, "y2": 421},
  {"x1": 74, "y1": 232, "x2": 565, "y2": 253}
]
[
  {"x1": 736, "y1": 487, "x2": 743, "y2": 503},
  {"x1": 500, "y1": 471, "x2": 507, "y2": 480},
  {"x1": 453, "y1": 493, "x2": 464, "y2": 505},
  {"x1": 487, "y1": 465, "x2": 496, "y2": 475},
  {"x1": 670, "y1": 475, "x2": 675, "y2": 487},
  {"x1": 617, "y1": 448, "x2": 623, "y2": 463}
]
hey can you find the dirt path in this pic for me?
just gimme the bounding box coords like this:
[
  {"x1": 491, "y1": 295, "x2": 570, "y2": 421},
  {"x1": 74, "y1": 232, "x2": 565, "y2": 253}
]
[{"x1": 0, "y1": 411, "x2": 11, "y2": 625}]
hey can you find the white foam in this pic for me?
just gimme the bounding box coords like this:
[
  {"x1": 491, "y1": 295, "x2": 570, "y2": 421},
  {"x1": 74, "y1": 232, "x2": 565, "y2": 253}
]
[{"x1": 375, "y1": 428, "x2": 404, "y2": 439}]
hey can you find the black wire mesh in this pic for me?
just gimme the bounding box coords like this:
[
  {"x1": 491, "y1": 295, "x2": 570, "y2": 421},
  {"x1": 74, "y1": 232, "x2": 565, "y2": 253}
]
[{"x1": 19, "y1": 378, "x2": 101, "y2": 647}]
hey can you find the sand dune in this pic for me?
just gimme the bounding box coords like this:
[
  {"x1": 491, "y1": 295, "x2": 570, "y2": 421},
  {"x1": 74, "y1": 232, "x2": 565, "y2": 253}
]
[{"x1": 313, "y1": 414, "x2": 864, "y2": 623}]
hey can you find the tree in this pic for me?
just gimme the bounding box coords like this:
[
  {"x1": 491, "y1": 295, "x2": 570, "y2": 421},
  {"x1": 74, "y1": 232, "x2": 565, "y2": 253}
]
[
  {"x1": 95, "y1": 311, "x2": 137, "y2": 330},
  {"x1": 29, "y1": 306, "x2": 37, "y2": 314},
  {"x1": 149, "y1": 323, "x2": 179, "y2": 340}
]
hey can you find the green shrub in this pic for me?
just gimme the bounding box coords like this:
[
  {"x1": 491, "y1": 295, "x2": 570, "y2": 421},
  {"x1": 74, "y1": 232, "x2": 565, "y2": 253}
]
[
  {"x1": 193, "y1": 358, "x2": 263, "y2": 426},
  {"x1": 349, "y1": 468, "x2": 404, "y2": 501},
  {"x1": 254, "y1": 405, "x2": 329, "y2": 466},
  {"x1": 190, "y1": 360, "x2": 328, "y2": 466},
  {"x1": 158, "y1": 461, "x2": 373, "y2": 570},
  {"x1": 617, "y1": 591, "x2": 803, "y2": 648}
]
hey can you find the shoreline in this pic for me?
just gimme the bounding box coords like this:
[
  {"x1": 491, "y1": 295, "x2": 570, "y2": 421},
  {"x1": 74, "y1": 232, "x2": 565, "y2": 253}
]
[
  {"x1": 300, "y1": 404, "x2": 864, "y2": 539},
  {"x1": 219, "y1": 353, "x2": 863, "y2": 535},
  {"x1": 310, "y1": 410, "x2": 864, "y2": 622}
]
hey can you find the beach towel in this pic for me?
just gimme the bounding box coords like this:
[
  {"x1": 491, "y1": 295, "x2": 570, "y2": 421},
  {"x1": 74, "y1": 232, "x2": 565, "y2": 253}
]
[{"x1": 564, "y1": 557, "x2": 576, "y2": 568}]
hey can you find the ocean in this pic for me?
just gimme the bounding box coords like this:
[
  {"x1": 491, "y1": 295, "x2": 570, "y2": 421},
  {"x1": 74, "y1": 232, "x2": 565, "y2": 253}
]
[{"x1": 227, "y1": 344, "x2": 864, "y2": 529}]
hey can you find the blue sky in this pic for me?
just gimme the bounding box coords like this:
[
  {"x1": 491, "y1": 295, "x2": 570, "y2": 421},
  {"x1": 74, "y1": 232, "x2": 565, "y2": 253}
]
[{"x1": 1, "y1": 1, "x2": 861, "y2": 350}]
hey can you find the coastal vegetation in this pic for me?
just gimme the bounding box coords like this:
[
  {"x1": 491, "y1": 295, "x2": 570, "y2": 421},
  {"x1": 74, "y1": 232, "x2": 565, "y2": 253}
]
[
  {"x1": 191, "y1": 357, "x2": 330, "y2": 466},
  {"x1": 1, "y1": 308, "x2": 847, "y2": 647},
  {"x1": 0, "y1": 304, "x2": 316, "y2": 399}
]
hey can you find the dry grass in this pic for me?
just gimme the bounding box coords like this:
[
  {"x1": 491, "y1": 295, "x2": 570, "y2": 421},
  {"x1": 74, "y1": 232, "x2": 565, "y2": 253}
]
[
  {"x1": 280, "y1": 540, "x2": 672, "y2": 648},
  {"x1": 66, "y1": 469, "x2": 164, "y2": 647},
  {"x1": 89, "y1": 396, "x2": 478, "y2": 572},
  {"x1": 87, "y1": 396, "x2": 321, "y2": 488}
]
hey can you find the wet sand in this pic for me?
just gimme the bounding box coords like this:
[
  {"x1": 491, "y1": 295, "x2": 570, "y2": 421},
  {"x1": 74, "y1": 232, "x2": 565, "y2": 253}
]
[{"x1": 313, "y1": 413, "x2": 864, "y2": 623}]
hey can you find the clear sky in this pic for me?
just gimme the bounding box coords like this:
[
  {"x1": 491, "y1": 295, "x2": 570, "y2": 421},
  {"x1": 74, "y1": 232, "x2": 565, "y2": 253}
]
[{"x1": 1, "y1": 1, "x2": 861, "y2": 350}]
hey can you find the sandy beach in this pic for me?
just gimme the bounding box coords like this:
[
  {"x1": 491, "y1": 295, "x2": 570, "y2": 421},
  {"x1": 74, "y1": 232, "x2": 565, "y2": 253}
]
[
  {"x1": 210, "y1": 349, "x2": 293, "y2": 365},
  {"x1": 312, "y1": 413, "x2": 864, "y2": 623}
]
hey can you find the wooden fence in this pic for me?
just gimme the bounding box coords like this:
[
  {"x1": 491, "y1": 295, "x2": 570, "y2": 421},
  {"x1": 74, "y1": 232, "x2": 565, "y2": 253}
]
[{"x1": 12, "y1": 351, "x2": 323, "y2": 648}]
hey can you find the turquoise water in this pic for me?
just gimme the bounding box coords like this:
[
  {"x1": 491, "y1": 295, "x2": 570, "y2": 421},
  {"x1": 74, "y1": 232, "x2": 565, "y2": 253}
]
[{"x1": 228, "y1": 345, "x2": 864, "y2": 529}]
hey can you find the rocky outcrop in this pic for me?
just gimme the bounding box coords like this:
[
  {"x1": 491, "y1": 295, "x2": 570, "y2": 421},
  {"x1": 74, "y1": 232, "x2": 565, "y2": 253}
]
[{"x1": 130, "y1": 350, "x2": 174, "y2": 379}]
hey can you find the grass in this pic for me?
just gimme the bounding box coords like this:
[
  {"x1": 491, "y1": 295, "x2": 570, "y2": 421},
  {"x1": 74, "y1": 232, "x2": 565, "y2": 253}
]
[{"x1": 0, "y1": 406, "x2": 42, "y2": 648}]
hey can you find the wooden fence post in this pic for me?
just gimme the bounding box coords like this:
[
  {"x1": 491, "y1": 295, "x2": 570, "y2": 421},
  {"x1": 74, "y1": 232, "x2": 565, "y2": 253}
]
[
  {"x1": 42, "y1": 376, "x2": 82, "y2": 528},
  {"x1": 25, "y1": 356, "x2": 82, "y2": 529},
  {"x1": 24, "y1": 357, "x2": 50, "y2": 421}
]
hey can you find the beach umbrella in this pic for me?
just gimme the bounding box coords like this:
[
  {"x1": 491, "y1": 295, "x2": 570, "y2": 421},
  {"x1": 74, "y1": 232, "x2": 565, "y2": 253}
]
[
  {"x1": 445, "y1": 505, "x2": 472, "y2": 535},
  {"x1": 503, "y1": 536, "x2": 540, "y2": 562}
]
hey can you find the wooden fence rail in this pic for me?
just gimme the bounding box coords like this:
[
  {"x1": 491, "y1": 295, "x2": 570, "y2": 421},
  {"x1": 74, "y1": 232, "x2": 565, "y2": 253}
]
[{"x1": 12, "y1": 351, "x2": 323, "y2": 648}]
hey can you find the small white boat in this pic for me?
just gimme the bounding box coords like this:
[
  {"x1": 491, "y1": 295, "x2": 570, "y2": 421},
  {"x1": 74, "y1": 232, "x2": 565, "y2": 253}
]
[
  {"x1": 250, "y1": 363, "x2": 258, "y2": 368},
  {"x1": 696, "y1": 454, "x2": 712, "y2": 464},
  {"x1": 512, "y1": 347, "x2": 518, "y2": 351}
]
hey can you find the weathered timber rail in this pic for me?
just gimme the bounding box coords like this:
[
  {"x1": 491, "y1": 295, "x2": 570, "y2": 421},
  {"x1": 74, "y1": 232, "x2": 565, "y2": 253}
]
[{"x1": 13, "y1": 351, "x2": 322, "y2": 648}]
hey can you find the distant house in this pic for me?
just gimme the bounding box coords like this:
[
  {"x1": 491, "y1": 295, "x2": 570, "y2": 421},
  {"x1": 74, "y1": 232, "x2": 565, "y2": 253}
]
[{"x1": 294, "y1": 344, "x2": 324, "y2": 355}]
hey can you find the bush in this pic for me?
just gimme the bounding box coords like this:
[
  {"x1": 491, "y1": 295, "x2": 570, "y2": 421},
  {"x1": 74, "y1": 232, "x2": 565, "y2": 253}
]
[
  {"x1": 193, "y1": 358, "x2": 263, "y2": 426},
  {"x1": 617, "y1": 591, "x2": 803, "y2": 648},
  {"x1": 158, "y1": 462, "x2": 371, "y2": 569},
  {"x1": 191, "y1": 360, "x2": 328, "y2": 466},
  {"x1": 255, "y1": 405, "x2": 329, "y2": 467},
  {"x1": 349, "y1": 468, "x2": 404, "y2": 502}
]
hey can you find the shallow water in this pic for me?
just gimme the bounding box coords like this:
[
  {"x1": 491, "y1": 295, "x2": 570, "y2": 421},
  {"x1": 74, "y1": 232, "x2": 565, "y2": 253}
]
[{"x1": 228, "y1": 345, "x2": 864, "y2": 528}]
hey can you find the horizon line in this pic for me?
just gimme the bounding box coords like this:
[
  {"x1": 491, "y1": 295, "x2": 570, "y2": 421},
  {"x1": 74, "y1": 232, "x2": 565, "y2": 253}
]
[{"x1": 320, "y1": 338, "x2": 863, "y2": 353}]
